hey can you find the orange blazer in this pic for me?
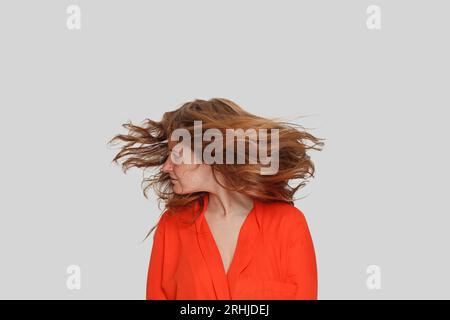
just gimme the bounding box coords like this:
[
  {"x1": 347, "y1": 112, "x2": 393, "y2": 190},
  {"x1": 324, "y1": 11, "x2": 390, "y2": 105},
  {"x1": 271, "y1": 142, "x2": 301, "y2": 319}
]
[{"x1": 146, "y1": 193, "x2": 318, "y2": 300}]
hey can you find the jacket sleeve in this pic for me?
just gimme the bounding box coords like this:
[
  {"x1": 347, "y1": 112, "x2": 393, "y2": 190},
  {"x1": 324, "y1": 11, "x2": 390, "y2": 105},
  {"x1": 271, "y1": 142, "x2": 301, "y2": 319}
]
[
  {"x1": 146, "y1": 211, "x2": 169, "y2": 300},
  {"x1": 285, "y1": 209, "x2": 318, "y2": 300}
]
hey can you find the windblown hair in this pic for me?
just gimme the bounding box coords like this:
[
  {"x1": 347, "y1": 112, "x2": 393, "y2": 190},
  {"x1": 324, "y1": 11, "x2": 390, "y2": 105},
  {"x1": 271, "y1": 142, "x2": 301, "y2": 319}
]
[{"x1": 107, "y1": 98, "x2": 325, "y2": 241}]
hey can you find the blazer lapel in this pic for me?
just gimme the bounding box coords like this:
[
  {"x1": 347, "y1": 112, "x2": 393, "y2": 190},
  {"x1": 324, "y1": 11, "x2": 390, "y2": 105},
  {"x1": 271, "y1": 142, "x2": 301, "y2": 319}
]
[
  {"x1": 177, "y1": 194, "x2": 263, "y2": 300},
  {"x1": 195, "y1": 193, "x2": 231, "y2": 299},
  {"x1": 227, "y1": 198, "x2": 262, "y2": 297}
]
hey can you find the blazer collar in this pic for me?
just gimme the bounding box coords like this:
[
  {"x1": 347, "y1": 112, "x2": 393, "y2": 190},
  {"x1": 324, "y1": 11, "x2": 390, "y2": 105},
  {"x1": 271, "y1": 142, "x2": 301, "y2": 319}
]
[{"x1": 192, "y1": 193, "x2": 262, "y2": 299}]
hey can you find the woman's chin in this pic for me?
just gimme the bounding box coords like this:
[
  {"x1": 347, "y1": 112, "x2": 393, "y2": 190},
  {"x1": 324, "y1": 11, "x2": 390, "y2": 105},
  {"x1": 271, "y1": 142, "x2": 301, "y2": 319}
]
[
  {"x1": 172, "y1": 186, "x2": 193, "y2": 195},
  {"x1": 172, "y1": 185, "x2": 183, "y2": 194}
]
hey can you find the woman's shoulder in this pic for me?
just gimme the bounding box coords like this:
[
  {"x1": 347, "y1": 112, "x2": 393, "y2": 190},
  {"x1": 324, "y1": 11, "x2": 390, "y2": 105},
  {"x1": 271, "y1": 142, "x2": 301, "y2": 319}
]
[
  {"x1": 157, "y1": 204, "x2": 196, "y2": 227},
  {"x1": 258, "y1": 200, "x2": 310, "y2": 232},
  {"x1": 258, "y1": 200, "x2": 313, "y2": 246}
]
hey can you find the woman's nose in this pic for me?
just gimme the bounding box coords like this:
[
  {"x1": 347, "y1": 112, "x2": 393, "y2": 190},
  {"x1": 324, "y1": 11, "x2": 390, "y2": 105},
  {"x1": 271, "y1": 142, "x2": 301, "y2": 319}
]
[{"x1": 162, "y1": 156, "x2": 173, "y2": 172}]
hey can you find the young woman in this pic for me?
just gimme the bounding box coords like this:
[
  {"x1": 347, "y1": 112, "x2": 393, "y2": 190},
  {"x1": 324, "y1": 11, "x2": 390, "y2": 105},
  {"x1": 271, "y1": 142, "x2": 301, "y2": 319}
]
[{"x1": 109, "y1": 98, "x2": 325, "y2": 300}]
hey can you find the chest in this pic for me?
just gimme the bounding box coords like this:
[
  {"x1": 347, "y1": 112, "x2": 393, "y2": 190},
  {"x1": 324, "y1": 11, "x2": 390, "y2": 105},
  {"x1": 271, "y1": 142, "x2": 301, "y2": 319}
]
[{"x1": 203, "y1": 213, "x2": 247, "y2": 274}]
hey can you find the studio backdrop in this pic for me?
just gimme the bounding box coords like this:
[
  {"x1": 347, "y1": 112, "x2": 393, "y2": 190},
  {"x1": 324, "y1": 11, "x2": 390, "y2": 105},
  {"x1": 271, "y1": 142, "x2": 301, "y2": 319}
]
[{"x1": 0, "y1": 0, "x2": 449, "y2": 299}]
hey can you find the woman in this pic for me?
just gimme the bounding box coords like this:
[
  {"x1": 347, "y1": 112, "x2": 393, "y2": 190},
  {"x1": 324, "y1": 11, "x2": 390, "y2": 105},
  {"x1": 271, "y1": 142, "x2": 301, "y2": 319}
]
[{"x1": 109, "y1": 98, "x2": 325, "y2": 300}]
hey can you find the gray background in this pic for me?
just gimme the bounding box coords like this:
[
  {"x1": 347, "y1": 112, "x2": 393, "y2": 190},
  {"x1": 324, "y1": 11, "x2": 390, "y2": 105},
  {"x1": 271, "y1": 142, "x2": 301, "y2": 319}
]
[{"x1": 0, "y1": 0, "x2": 449, "y2": 299}]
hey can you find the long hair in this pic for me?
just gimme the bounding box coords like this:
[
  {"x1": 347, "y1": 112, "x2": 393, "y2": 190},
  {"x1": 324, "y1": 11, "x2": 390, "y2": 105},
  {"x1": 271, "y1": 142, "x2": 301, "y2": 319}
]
[{"x1": 107, "y1": 98, "x2": 325, "y2": 241}]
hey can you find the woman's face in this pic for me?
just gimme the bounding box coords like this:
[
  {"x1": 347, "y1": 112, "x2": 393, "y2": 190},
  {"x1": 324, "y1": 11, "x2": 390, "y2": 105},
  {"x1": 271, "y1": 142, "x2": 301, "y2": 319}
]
[{"x1": 162, "y1": 141, "x2": 213, "y2": 194}]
